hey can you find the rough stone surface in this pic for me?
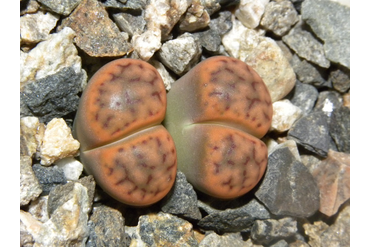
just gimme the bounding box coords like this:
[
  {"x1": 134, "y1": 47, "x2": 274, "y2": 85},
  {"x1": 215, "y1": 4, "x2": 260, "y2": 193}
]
[
  {"x1": 268, "y1": 139, "x2": 301, "y2": 162},
  {"x1": 198, "y1": 199, "x2": 271, "y2": 232},
  {"x1": 20, "y1": 183, "x2": 90, "y2": 246},
  {"x1": 28, "y1": 196, "x2": 49, "y2": 223},
  {"x1": 20, "y1": 156, "x2": 43, "y2": 206},
  {"x1": 158, "y1": 32, "x2": 202, "y2": 75},
  {"x1": 304, "y1": 205, "x2": 350, "y2": 247},
  {"x1": 39, "y1": 118, "x2": 80, "y2": 166},
  {"x1": 235, "y1": 0, "x2": 269, "y2": 29},
  {"x1": 251, "y1": 217, "x2": 298, "y2": 245},
  {"x1": 329, "y1": 106, "x2": 350, "y2": 153},
  {"x1": 302, "y1": 0, "x2": 350, "y2": 68},
  {"x1": 314, "y1": 91, "x2": 343, "y2": 117},
  {"x1": 32, "y1": 163, "x2": 67, "y2": 194},
  {"x1": 329, "y1": 68, "x2": 350, "y2": 93},
  {"x1": 20, "y1": 67, "x2": 86, "y2": 123},
  {"x1": 289, "y1": 55, "x2": 327, "y2": 87},
  {"x1": 132, "y1": 30, "x2": 162, "y2": 61},
  {"x1": 208, "y1": 10, "x2": 233, "y2": 36},
  {"x1": 128, "y1": 212, "x2": 198, "y2": 246},
  {"x1": 199, "y1": 232, "x2": 257, "y2": 246},
  {"x1": 287, "y1": 111, "x2": 331, "y2": 157},
  {"x1": 194, "y1": 29, "x2": 222, "y2": 54},
  {"x1": 255, "y1": 147, "x2": 320, "y2": 217},
  {"x1": 270, "y1": 99, "x2": 303, "y2": 133},
  {"x1": 36, "y1": 0, "x2": 82, "y2": 15},
  {"x1": 20, "y1": 27, "x2": 81, "y2": 88},
  {"x1": 102, "y1": 0, "x2": 146, "y2": 11},
  {"x1": 312, "y1": 150, "x2": 350, "y2": 217},
  {"x1": 179, "y1": 0, "x2": 210, "y2": 32},
  {"x1": 148, "y1": 59, "x2": 176, "y2": 91},
  {"x1": 86, "y1": 205, "x2": 128, "y2": 247},
  {"x1": 20, "y1": 117, "x2": 41, "y2": 157},
  {"x1": 59, "y1": 0, "x2": 132, "y2": 57},
  {"x1": 161, "y1": 171, "x2": 202, "y2": 220},
  {"x1": 113, "y1": 12, "x2": 146, "y2": 37},
  {"x1": 20, "y1": 0, "x2": 40, "y2": 15},
  {"x1": 20, "y1": 11, "x2": 59, "y2": 44},
  {"x1": 222, "y1": 18, "x2": 296, "y2": 102},
  {"x1": 287, "y1": 80, "x2": 319, "y2": 115},
  {"x1": 260, "y1": 0, "x2": 299, "y2": 36},
  {"x1": 283, "y1": 28, "x2": 330, "y2": 68},
  {"x1": 54, "y1": 157, "x2": 84, "y2": 181},
  {"x1": 47, "y1": 175, "x2": 95, "y2": 216}
]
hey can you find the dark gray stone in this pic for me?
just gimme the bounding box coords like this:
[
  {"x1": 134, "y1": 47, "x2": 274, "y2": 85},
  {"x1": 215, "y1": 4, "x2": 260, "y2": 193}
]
[
  {"x1": 161, "y1": 171, "x2": 202, "y2": 221},
  {"x1": 113, "y1": 12, "x2": 146, "y2": 37},
  {"x1": 255, "y1": 147, "x2": 320, "y2": 217},
  {"x1": 289, "y1": 55, "x2": 328, "y2": 87},
  {"x1": 86, "y1": 205, "x2": 129, "y2": 247},
  {"x1": 197, "y1": 199, "x2": 271, "y2": 233},
  {"x1": 270, "y1": 239, "x2": 289, "y2": 247},
  {"x1": 20, "y1": 67, "x2": 84, "y2": 123},
  {"x1": 102, "y1": 0, "x2": 147, "y2": 11},
  {"x1": 314, "y1": 91, "x2": 343, "y2": 117},
  {"x1": 208, "y1": 10, "x2": 233, "y2": 36},
  {"x1": 282, "y1": 28, "x2": 330, "y2": 68},
  {"x1": 32, "y1": 163, "x2": 67, "y2": 195},
  {"x1": 251, "y1": 217, "x2": 297, "y2": 245},
  {"x1": 302, "y1": 0, "x2": 350, "y2": 68},
  {"x1": 288, "y1": 80, "x2": 319, "y2": 115},
  {"x1": 329, "y1": 106, "x2": 350, "y2": 153},
  {"x1": 37, "y1": 0, "x2": 82, "y2": 16},
  {"x1": 329, "y1": 68, "x2": 350, "y2": 93},
  {"x1": 287, "y1": 111, "x2": 331, "y2": 157},
  {"x1": 194, "y1": 29, "x2": 221, "y2": 54},
  {"x1": 47, "y1": 175, "x2": 95, "y2": 216}
]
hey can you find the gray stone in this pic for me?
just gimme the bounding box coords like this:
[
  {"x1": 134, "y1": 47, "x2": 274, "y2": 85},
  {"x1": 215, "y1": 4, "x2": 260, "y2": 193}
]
[
  {"x1": 208, "y1": 10, "x2": 232, "y2": 36},
  {"x1": 314, "y1": 91, "x2": 343, "y2": 117},
  {"x1": 251, "y1": 217, "x2": 297, "y2": 245},
  {"x1": 113, "y1": 12, "x2": 146, "y2": 37},
  {"x1": 329, "y1": 106, "x2": 350, "y2": 153},
  {"x1": 20, "y1": 67, "x2": 86, "y2": 123},
  {"x1": 255, "y1": 147, "x2": 320, "y2": 217},
  {"x1": 329, "y1": 68, "x2": 350, "y2": 93},
  {"x1": 28, "y1": 196, "x2": 49, "y2": 223},
  {"x1": 320, "y1": 205, "x2": 350, "y2": 246},
  {"x1": 302, "y1": 0, "x2": 350, "y2": 68},
  {"x1": 134, "y1": 212, "x2": 198, "y2": 246},
  {"x1": 86, "y1": 205, "x2": 128, "y2": 247},
  {"x1": 199, "y1": 232, "x2": 254, "y2": 246},
  {"x1": 194, "y1": 29, "x2": 221, "y2": 54},
  {"x1": 102, "y1": 0, "x2": 146, "y2": 11},
  {"x1": 197, "y1": 199, "x2": 271, "y2": 232},
  {"x1": 287, "y1": 111, "x2": 331, "y2": 157},
  {"x1": 288, "y1": 80, "x2": 319, "y2": 115},
  {"x1": 271, "y1": 239, "x2": 289, "y2": 247},
  {"x1": 283, "y1": 28, "x2": 330, "y2": 68},
  {"x1": 260, "y1": 0, "x2": 299, "y2": 36},
  {"x1": 20, "y1": 156, "x2": 43, "y2": 206},
  {"x1": 20, "y1": 0, "x2": 40, "y2": 15},
  {"x1": 37, "y1": 0, "x2": 82, "y2": 16},
  {"x1": 289, "y1": 55, "x2": 327, "y2": 87},
  {"x1": 32, "y1": 163, "x2": 67, "y2": 195},
  {"x1": 47, "y1": 175, "x2": 95, "y2": 216},
  {"x1": 158, "y1": 32, "x2": 202, "y2": 75},
  {"x1": 161, "y1": 171, "x2": 202, "y2": 220}
]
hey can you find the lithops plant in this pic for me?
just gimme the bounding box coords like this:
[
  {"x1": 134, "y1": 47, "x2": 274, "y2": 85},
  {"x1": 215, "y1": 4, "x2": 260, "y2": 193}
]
[
  {"x1": 164, "y1": 56, "x2": 273, "y2": 199},
  {"x1": 73, "y1": 58, "x2": 177, "y2": 206}
]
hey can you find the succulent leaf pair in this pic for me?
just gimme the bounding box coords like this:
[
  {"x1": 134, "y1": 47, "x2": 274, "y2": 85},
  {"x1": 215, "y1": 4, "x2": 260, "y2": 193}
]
[{"x1": 73, "y1": 56, "x2": 273, "y2": 206}]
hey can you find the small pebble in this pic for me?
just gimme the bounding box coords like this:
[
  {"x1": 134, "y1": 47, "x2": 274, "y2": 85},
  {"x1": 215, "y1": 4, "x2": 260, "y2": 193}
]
[
  {"x1": 288, "y1": 80, "x2": 319, "y2": 115},
  {"x1": 234, "y1": 0, "x2": 269, "y2": 29},
  {"x1": 329, "y1": 68, "x2": 350, "y2": 93},
  {"x1": 270, "y1": 99, "x2": 303, "y2": 133},
  {"x1": 20, "y1": 156, "x2": 43, "y2": 206},
  {"x1": 32, "y1": 163, "x2": 67, "y2": 194},
  {"x1": 36, "y1": 0, "x2": 82, "y2": 16},
  {"x1": 179, "y1": 0, "x2": 210, "y2": 32},
  {"x1": 314, "y1": 91, "x2": 343, "y2": 117},
  {"x1": 329, "y1": 106, "x2": 350, "y2": 153},
  {"x1": 54, "y1": 157, "x2": 84, "y2": 181}
]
